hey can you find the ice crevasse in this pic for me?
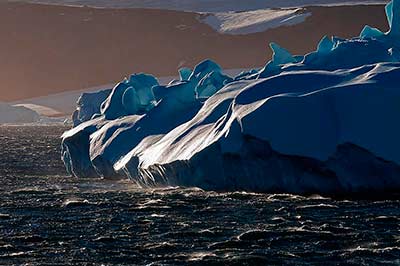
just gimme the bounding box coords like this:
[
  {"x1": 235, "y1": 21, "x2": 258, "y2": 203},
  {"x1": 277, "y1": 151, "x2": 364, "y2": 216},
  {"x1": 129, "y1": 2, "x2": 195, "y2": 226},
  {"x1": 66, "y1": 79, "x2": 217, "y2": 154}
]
[{"x1": 62, "y1": 0, "x2": 400, "y2": 196}]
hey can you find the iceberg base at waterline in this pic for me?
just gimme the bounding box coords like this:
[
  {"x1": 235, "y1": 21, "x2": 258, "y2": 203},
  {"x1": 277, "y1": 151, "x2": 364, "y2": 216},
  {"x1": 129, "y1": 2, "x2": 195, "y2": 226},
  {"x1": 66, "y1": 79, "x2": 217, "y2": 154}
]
[{"x1": 61, "y1": 0, "x2": 400, "y2": 196}]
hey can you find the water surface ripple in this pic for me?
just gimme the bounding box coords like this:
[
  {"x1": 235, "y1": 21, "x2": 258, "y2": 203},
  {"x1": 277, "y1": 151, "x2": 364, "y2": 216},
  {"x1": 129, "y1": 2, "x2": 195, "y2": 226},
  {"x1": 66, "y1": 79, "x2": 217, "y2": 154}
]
[{"x1": 0, "y1": 126, "x2": 399, "y2": 265}]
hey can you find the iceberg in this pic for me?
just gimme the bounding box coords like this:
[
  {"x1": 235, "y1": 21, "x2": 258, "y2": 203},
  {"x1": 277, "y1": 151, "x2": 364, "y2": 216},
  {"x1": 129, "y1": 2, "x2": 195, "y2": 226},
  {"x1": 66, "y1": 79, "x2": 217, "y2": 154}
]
[
  {"x1": 0, "y1": 102, "x2": 40, "y2": 124},
  {"x1": 62, "y1": 0, "x2": 400, "y2": 196},
  {"x1": 201, "y1": 8, "x2": 311, "y2": 35}
]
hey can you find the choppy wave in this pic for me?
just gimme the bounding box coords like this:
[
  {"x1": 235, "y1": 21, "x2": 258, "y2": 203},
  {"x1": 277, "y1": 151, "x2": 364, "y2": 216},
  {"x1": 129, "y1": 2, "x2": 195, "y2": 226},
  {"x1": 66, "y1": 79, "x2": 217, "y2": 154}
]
[{"x1": 0, "y1": 126, "x2": 399, "y2": 265}]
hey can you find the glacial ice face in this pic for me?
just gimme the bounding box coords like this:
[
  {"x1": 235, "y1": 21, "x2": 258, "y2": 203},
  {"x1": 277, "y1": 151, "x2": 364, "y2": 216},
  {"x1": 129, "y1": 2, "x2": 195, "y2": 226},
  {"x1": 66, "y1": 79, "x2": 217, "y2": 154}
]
[
  {"x1": 270, "y1": 42, "x2": 296, "y2": 64},
  {"x1": 94, "y1": 73, "x2": 159, "y2": 121},
  {"x1": 124, "y1": 73, "x2": 158, "y2": 112},
  {"x1": 100, "y1": 82, "x2": 130, "y2": 120},
  {"x1": 388, "y1": 0, "x2": 400, "y2": 35},
  {"x1": 258, "y1": 42, "x2": 298, "y2": 77},
  {"x1": 179, "y1": 67, "x2": 192, "y2": 81},
  {"x1": 316, "y1": 36, "x2": 334, "y2": 53},
  {"x1": 360, "y1": 25, "x2": 384, "y2": 39},
  {"x1": 386, "y1": 0, "x2": 394, "y2": 28},
  {"x1": 114, "y1": 62, "x2": 400, "y2": 194},
  {"x1": 189, "y1": 59, "x2": 222, "y2": 82},
  {"x1": 62, "y1": 0, "x2": 400, "y2": 195},
  {"x1": 73, "y1": 89, "x2": 111, "y2": 126}
]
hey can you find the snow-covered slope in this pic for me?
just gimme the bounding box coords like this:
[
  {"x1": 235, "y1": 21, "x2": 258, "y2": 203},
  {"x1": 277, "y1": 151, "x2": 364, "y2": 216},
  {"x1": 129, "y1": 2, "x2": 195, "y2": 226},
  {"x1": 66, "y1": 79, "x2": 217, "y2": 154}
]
[
  {"x1": 9, "y1": 0, "x2": 387, "y2": 12},
  {"x1": 9, "y1": 0, "x2": 386, "y2": 35},
  {"x1": 202, "y1": 8, "x2": 311, "y2": 35},
  {"x1": 0, "y1": 102, "x2": 40, "y2": 124},
  {"x1": 62, "y1": 0, "x2": 400, "y2": 196}
]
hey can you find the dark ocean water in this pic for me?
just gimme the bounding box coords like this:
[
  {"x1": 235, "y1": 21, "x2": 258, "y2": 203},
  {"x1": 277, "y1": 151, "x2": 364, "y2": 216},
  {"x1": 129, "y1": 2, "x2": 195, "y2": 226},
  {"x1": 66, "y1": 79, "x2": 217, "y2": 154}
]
[{"x1": 0, "y1": 125, "x2": 399, "y2": 266}]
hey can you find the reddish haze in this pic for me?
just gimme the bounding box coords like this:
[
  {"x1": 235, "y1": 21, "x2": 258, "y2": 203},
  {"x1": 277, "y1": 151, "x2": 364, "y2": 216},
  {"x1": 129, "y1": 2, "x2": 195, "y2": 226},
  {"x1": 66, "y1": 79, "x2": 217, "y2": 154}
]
[{"x1": 0, "y1": 3, "x2": 388, "y2": 101}]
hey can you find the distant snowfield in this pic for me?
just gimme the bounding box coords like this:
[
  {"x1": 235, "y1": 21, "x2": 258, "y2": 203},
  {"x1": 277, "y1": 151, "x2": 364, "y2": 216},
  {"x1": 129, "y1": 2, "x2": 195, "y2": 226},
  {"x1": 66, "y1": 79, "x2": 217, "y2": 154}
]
[
  {"x1": 0, "y1": 102, "x2": 40, "y2": 124},
  {"x1": 8, "y1": 0, "x2": 386, "y2": 36},
  {"x1": 202, "y1": 8, "x2": 311, "y2": 34},
  {"x1": 8, "y1": 0, "x2": 387, "y2": 12},
  {"x1": 13, "y1": 103, "x2": 64, "y2": 117}
]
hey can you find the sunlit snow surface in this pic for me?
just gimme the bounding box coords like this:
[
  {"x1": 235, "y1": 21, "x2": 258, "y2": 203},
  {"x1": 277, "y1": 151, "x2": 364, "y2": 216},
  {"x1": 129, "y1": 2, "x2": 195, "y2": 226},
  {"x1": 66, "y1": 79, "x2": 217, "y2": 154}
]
[
  {"x1": 202, "y1": 8, "x2": 311, "y2": 35},
  {"x1": 62, "y1": 0, "x2": 400, "y2": 196}
]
